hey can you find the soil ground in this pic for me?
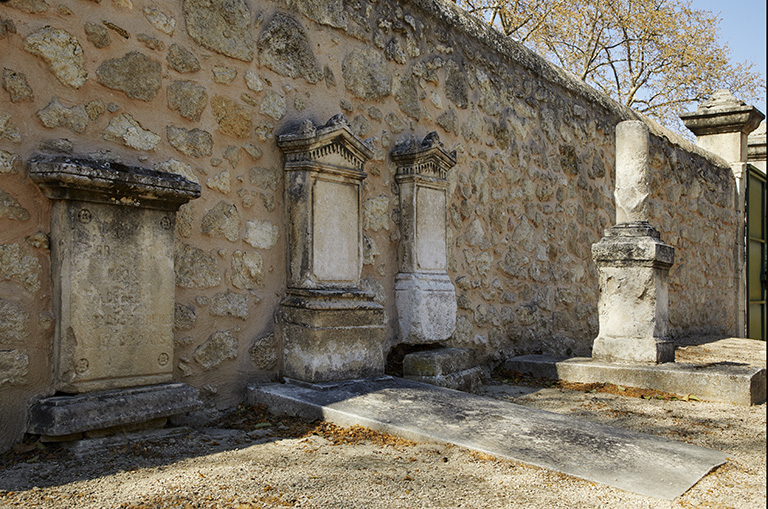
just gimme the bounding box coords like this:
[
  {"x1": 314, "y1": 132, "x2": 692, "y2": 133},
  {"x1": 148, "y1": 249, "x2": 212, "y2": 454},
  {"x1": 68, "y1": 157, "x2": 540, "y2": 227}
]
[{"x1": 0, "y1": 339, "x2": 765, "y2": 508}]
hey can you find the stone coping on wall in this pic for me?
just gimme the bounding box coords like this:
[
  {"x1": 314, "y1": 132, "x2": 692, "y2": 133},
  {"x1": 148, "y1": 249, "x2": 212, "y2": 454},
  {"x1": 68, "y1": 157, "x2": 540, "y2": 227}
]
[{"x1": 407, "y1": 0, "x2": 735, "y2": 170}]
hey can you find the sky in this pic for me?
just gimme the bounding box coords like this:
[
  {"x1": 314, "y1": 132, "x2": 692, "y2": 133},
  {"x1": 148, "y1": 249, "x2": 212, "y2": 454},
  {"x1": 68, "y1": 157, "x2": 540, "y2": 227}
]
[{"x1": 693, "y1": 0, "x2": 767, "y2": 115}]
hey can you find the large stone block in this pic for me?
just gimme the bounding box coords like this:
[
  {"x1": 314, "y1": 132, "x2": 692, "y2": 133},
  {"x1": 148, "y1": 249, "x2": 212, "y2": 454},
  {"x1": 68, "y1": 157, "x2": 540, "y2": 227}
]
[
  {"x1": 395, "y1": 273, "x2": 457, "y2": 344},
  {"x1": 280, "y1": 290, "x2": 385, "y2": 383},
  {"x1": 591, "y1": 223, "x2": 675, "y2": 364},
  {"x1": 27, "y1": 383, "x2": 201, "y2": 436}
]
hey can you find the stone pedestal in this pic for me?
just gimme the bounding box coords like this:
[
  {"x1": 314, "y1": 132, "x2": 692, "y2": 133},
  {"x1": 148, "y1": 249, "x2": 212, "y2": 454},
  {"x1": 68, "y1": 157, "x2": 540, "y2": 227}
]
[
  {"x1": 592, "y1": 223, "x2": 675, "y2": 363},
  {"x1": 277, "y1": 115, "x2": 385, "y2": 382},
  {"x1": 591, "y1": 121, "x2": 675, "y2": 364},
  {"x1": 28, "y1": 155, "x2": 201, "y2": 434},
  {"x1": 392, "y1": 133, "x2": 457, "y2": 344}
]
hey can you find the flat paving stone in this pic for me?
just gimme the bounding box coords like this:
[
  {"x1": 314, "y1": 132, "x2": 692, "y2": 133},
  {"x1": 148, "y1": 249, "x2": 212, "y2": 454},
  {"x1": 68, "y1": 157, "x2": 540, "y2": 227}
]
[
  {"x1": 505, "y1": 353, "x2": 766, "y2": 405},
  {"x1": 249, "y1": 376, "x2": 727, "y2": 500}
]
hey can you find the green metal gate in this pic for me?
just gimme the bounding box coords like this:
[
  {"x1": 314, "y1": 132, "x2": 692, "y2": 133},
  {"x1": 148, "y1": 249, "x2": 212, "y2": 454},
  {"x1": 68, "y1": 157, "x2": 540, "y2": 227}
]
[{"x1": 747, "y1": 165, "x2": 767, "y2": 340}]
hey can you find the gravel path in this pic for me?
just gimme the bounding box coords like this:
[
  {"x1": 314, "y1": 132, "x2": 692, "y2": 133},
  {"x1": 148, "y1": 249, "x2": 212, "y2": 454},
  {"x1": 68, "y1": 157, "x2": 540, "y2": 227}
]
[{"x1": 1, "y1": 340, "x2": 765, "y2": 508}]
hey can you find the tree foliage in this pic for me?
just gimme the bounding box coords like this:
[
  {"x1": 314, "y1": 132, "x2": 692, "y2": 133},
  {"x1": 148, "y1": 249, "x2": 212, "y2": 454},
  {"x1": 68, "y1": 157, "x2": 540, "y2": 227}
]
[{"x1": 454, "y1": 0, "x2": 765, "y2": 129}]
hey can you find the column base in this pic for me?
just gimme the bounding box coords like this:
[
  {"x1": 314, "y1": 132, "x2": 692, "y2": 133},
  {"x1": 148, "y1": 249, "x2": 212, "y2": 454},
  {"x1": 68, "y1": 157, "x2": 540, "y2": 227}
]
[{"x1": 592, "y1": 336, "x2": 675, "y2": 364}]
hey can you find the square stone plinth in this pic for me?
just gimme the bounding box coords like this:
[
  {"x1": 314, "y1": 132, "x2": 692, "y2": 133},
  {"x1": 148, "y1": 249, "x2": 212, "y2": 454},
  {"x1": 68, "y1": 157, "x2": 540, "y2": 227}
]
[
  {"x1": 280, "y1": 290, "x2": 386, "y2": 383},
  {"x1": 591, "y1": 223, "x2": 675, "y2": 364}
]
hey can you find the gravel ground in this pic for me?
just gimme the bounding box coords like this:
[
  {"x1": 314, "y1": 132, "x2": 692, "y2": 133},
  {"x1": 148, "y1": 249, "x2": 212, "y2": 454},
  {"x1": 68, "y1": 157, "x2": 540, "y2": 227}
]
[{"x1": 0, "y1": 341, "x2": 765, "y2": 508}]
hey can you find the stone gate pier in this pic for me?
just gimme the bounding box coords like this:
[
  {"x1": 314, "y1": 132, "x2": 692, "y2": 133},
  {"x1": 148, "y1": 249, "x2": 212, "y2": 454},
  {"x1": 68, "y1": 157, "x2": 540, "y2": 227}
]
[{"x1": 26, "y1": 156, "x2": 201, "y2": 437}]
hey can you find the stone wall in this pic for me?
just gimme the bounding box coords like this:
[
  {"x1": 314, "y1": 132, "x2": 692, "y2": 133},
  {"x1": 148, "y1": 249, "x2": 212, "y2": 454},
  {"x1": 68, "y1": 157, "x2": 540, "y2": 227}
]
[{"x1": 0, "y1": 0, "x2": 739, "y2": 450}]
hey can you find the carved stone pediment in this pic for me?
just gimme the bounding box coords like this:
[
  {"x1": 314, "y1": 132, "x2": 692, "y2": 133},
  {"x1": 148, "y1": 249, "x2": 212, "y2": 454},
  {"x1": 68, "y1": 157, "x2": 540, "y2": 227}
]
[
  {"x1": 278, "y1": 114, "x2": 374, "y2": 175},
  {"x1": 392, "y1": 132, "x2": 456, "y2": 181}
]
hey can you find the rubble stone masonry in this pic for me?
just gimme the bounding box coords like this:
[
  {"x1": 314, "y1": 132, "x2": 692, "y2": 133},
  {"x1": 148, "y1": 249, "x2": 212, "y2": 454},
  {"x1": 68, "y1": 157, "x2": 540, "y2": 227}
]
[{"x1": 0, "y1": 0, "x2": 739, "y2": 450}]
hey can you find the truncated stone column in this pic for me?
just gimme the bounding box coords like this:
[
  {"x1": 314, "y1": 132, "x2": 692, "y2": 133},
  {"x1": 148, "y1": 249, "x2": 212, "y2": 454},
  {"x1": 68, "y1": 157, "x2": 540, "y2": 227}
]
[
  {"x1": 591, "y1": 121, "x2": 675, "y2": 364},
  {"x1": 27, "y1": 155, "x2": 201, "y2": 436},
  {"x1": 392, "y1": 133, "x2": 457, "y2": 344},
  {"x1": 277, "y1": 115, "x2": 385, "y2": 382}
]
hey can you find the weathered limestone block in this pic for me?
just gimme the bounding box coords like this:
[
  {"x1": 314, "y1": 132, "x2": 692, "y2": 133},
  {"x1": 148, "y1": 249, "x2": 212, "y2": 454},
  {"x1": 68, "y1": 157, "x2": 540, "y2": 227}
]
[
  {"x1": 5, "y1": 0, "x2": 48, "y2": 13},
  {"x1": 231, "y1": 250, "x2": 264, "y2": 289},
  {"x1": 402, "y1": 347, "x2": 484, "y2": 392},
  {"x1": 261, "y1": 90, "x2": 286, "y2": 121},
  {"x1": 395, "y1": 273, "x2": 457, "y2": 344},
  {"x1": 174, "y1": 242, "x2": 221, "y2": 288},
  {"x1": 0, "y1": 189, "x2": 30, "y2": 221},
  {"x1": 277, "y1": 115, "x2": 385, "y2": 382},
  {"x1": 0, "y1": 298, "x2": 28, "y2": 343},
  {"x1": 174, "y1": 303, "x2": 197, "y2": 332},
  {"x1": 212, "y1": 66, "x2": 237, "y2": 84},
  {"x1": 194, "y1": 330, "x2": 238, "y2": 370},
  {"x1": 29, "y1": 155, "x2": 200, "y2": 392},
  {"x1": 27, "y1": 383, "x2": 200, "y2": 436},
  {"x1": 591, "y1": 224, "x2": 675, "y2": 363},
  {"x1": 201, "y1": 201, "x2": 240, "y2": 242},
  {"x1": 0, "y1": 349, "x2": 28, "y2": 386},
  {"x1": 280, "y1": 290, "x2": 386, "y2": 382},
  {"x1": 143, "y1": 6, "x2": 176, "y2": 35},
  {"x1": 294, "y1": 0, "x2": 346, "y2": 29},
  {"x1": 166, "y1": 125, "x2": 213, "y2": 157},
  {"x1": 0, "y1": 113, "x2": 21, "y2": 143},
  {"x1": 210, "y1": 290, "x2": 248, "y2": 319},
  {"x1": 342, "y1": 48, "x2": 391, "y2": 100},
  {"x1": 0, "y1": 243, "x2": 41, "y2": 292},
  {"x1": 167, "y1": 81, "x2": 208, "y2": 121},
  {"x1": 0, "y1": 150, "x2": 17, "y2": 174},
  {"x1": 211, "y1": 95, "x2": 252, "y2": 139},
  {"x1": 84, "y1": 22, "x2": 111, "y2": 48},
  {"x1": 249, "y1": 333, "x2": 278, "y2": 371},
  {"x1": 244, "y1": 219, "x2": 279, "y2": 249},
  {"x1": 392, "y1": 133, "x2": 458, "y2": 344},
  {"x1": 137, "y1": 33, "x2": 165, "y2": 51},
  {"x1": 23, "y1": 27, "x2": 87, "y2": 88},
  {"x1": 96, "y1": 52, "x2": 161, "y2": 101},
  {"x1": 167, "y1": 44, "x2": 200, "y2": 73},
  {"x1": 206, "y1": 170, "x2": 230, "y2": 194},
  {"x1": 37, "y1": 97, "x2": 91, "y2": 134},
  {"x1": 183, "y1": 0, "x2": 254, "y2": 62},
  {"x1": 2, "y1": 68, "x2": 32, "y2": 102},
  {"x1": 258, "y1": 13, "x2": 321, "y2": 83},
  {"x1": 103, "y1": 114, "x2": 161, "y2": 151}
]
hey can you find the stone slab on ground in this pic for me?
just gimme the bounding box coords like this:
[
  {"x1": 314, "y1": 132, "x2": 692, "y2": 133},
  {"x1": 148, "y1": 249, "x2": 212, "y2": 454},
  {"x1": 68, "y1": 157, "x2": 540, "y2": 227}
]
[
  {"x1": 27, "y1": 383, "x2": 201, "y2": 436},
  {"x1": 504, "y1": 354, "x2": 766, "y2": 406},
  {"x1": 248, "y1": 376, "x2": 727, "y2": 500}
]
